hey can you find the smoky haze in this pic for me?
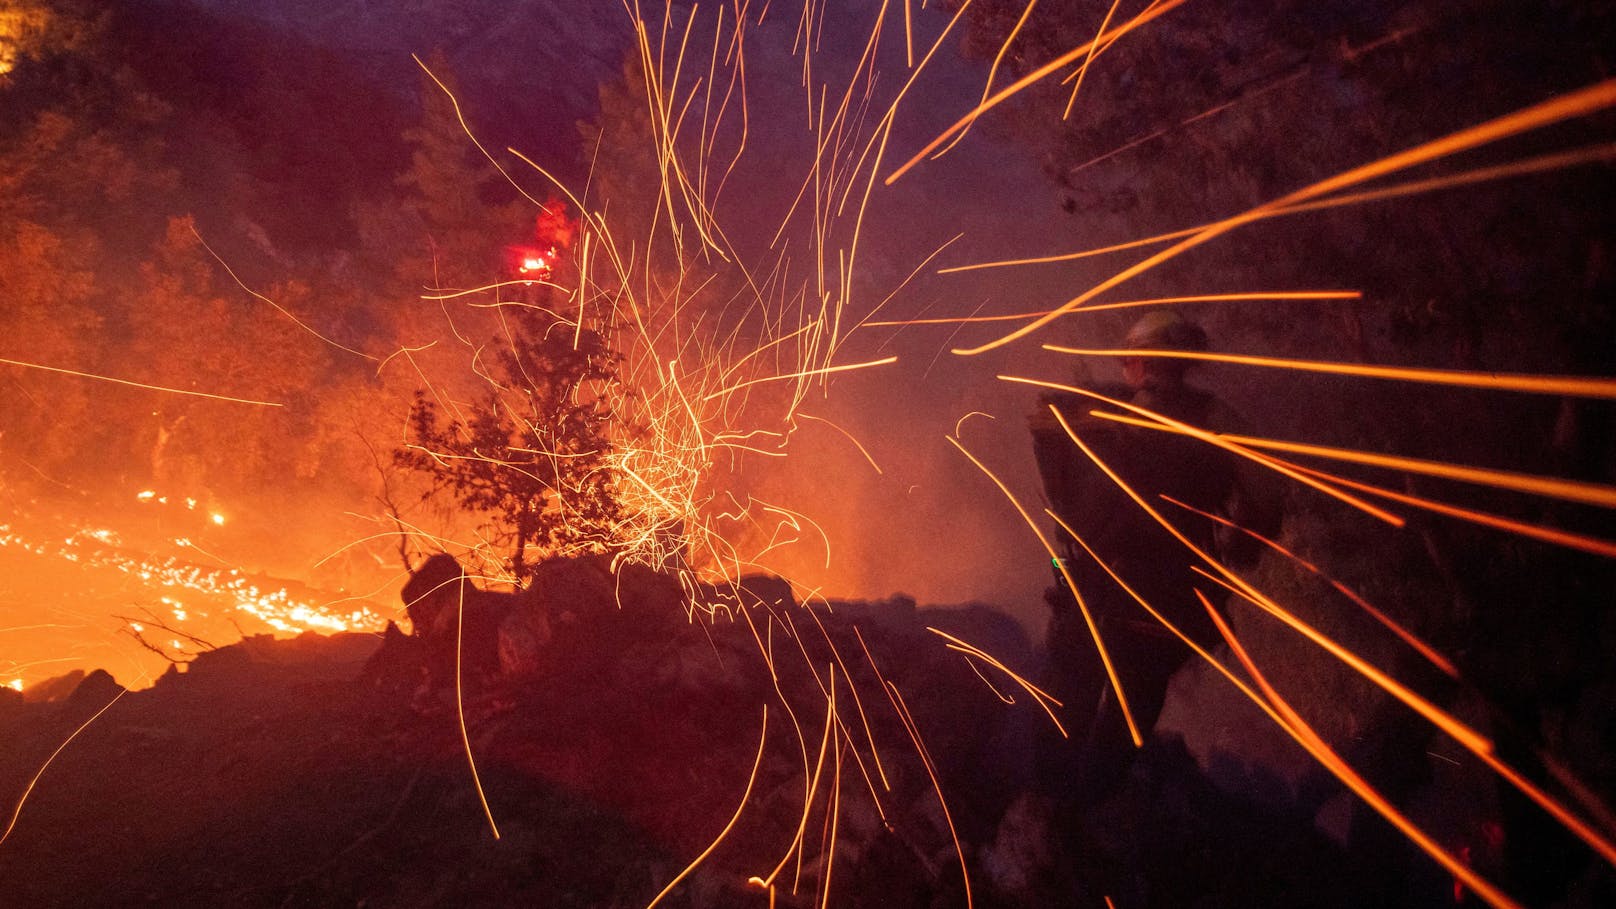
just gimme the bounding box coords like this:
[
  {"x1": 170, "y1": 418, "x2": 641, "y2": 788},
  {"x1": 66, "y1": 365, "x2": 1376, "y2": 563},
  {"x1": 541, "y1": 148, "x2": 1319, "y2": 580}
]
[
  {"x1": 3, "y1": 0, "x2": 1611, "y2": 693},
  {"x1": 1, "y1": 0, "x2": 1085, "y2": 687}
]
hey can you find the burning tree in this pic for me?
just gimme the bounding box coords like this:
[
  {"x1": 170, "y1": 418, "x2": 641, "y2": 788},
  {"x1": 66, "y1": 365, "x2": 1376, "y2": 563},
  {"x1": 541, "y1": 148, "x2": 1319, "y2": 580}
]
[{"x1": 396, "y1": 307, "x2": 628, "y2": 585}]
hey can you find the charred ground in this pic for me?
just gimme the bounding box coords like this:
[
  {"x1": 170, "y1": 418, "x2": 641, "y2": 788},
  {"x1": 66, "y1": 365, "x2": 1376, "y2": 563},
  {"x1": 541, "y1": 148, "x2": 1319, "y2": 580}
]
[{"x1": 0, "y1": 558, "x2": 1499, "y2": 909}]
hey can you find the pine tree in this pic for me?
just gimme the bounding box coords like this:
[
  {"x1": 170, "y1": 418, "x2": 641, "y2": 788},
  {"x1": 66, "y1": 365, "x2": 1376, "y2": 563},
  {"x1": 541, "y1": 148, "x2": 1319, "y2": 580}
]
[
  {"x1": 130, "y1": 216, "x2": 326, "y2": 493},
  {"x1": 396, "y1": 305, "x2": 627, "y2": 584},
  {"x1": 386, "y1": 49, "x2": 527, "y2": 292}
]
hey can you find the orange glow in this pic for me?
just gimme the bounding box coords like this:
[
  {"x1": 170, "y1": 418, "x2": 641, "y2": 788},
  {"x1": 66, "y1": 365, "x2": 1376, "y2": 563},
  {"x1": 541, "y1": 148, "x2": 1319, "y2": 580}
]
[
  {"x1": 0, "y1": 519, "x2": 381, "y2": 640},
  {"x1": 0, "y1": 6, "x2": 50, "y2": 77},
  {"x1": 16, "y1": 4, "x2": 1604, "y2": 902}
]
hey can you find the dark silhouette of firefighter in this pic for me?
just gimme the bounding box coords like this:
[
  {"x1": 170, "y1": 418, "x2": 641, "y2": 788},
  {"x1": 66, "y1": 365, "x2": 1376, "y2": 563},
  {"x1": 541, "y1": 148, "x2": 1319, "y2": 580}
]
[{"x1": 1030, "y1": 310, "x2": 1282, "y2": 810}]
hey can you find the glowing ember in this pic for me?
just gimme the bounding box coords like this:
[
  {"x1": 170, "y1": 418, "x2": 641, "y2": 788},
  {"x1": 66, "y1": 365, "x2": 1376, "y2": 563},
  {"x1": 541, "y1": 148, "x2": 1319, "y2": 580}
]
[{"x1": 0, "y1": 516, "x2": 383, "y2": 648}]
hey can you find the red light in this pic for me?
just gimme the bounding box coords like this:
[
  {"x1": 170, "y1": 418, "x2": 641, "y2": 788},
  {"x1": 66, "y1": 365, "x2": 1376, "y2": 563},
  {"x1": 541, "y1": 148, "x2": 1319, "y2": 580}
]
[{"x1": 519, "y1": 257, "x2": 547, "y2": 274}]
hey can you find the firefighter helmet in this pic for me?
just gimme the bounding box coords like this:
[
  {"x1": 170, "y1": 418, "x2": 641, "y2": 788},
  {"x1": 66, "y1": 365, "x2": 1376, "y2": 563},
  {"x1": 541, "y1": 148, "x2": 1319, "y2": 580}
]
[{"x1": 1123, "y1": 310, "x2": 1208, "y2": 351}]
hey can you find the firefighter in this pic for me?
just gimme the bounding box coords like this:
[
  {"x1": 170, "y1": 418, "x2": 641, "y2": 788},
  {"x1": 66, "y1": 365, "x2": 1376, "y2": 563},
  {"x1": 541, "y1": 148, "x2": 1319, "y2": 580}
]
[{"x1": 1029, "y1": 310, "x2": 1282, "y2": 809}]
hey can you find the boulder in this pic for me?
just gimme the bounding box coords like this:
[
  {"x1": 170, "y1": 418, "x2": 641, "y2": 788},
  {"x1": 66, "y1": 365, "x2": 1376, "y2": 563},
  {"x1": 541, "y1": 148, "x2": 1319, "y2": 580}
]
[
  {"x1": 496, "y1": 607, "x2": 551, "y2": 678},
  {"x1": 66, "y1": 669, "x2": 125, "y2": 708},
  {"x1": 396, "y1": 553, "x2": 519, "y2": 690},
  {"x1": 22, "y1": 669, "x2": 86, "y2": 704},
  {"x1": 358, "y1": 620, "x2": 421, "y2": 692}
]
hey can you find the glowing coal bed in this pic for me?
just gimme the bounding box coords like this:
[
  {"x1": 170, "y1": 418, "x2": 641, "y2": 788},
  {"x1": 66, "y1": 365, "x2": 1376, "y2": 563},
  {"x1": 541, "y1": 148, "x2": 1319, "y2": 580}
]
[{"x1": 0, "y1": 494, "x2": 385, "y2": 693}]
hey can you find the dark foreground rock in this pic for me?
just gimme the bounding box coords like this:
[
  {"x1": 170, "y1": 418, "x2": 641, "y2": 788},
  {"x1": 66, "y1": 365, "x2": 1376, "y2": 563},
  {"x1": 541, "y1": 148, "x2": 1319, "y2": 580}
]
[{"x1": 0, "y1": 557, "x2": 1541, "y2": 908}]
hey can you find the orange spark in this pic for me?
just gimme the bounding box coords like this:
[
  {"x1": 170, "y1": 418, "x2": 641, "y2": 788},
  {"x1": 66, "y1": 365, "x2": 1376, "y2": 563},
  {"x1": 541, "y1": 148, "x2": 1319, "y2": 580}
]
[
  {"x1": 950, "y1": 80, "x2": 1616, "y2": 355},
  {"x1": 1, "y1": 687, "x2": 127, "y2": 847},
  {"x1": 1044, "y1": 345, "x2": 1616, "y2": 400},
  {"x1": 757, "y1": 660, "x2": 838, "y2": 892},
  {"x1": 1278, "y1": 458, "x2": 1616, "y2": 560},
  {"x1": 796, "y1": 412, "x2": 883, "y2": 474},
  {"x1": 865, "y1": 291, "x2": 1361, "y2": 327},
  {"x1": 1475, "y1": 747, "x2": 1616, "y2": 871},
  {"x1": 801, "y1": 608, "x2": 892, "y2": 794},
  {"x1": 1060, "y1": 0, "x2": 1123, "y2": 120},
  {"x1": 699, "y1": 354, "x2": 897, "y2": 402},
  {"x1": 453, "y1": 577, "x2": 499, "y2": 840},
  {"x1": 1197, "y1": 563, "x2": 1496, "y2": 758},
  {"x1": 648, "y1": 706, "x2": 770, "y2": 908},
  {"x1": 946, "y1": 430, "x2": 1142, "y2": 746},
  {"x1": 1004, "y1": 375, "x2": 1406, "y2": 525},
  {"x1": 1080, "y1": 403, "x2": 1616, "y2": 550},
  {"x1": 782, "y1": 611, "x2": 890, "y2": 817},
  {"x1": 930, "y1": 0, "x2": 1041, "y2": 158},
  {"x1": 1099, "y1": 417, "x2": 1616, "y2": 510},
  {"x1": 1050, "y1": 409, "x2": 1493, "y2": 757},
  {"x1": 1161, "y1": 494, "x2": 1460, "y2": 679},
  {"x1": 884, "y1": 680, "x2": 974, "y2": 909},
  {"x1": 926, "y1": 626, "x2": 1067, "y2": 737},
  {"x1": 1200, "y1": 591, "x2": 1523, "y2": 909},
  {"x1": 191, "y1": 225, "x2": 376, "y2": 361},
  {"x1": 0, "y1": 357, "x2": 283, "y2": 406},
  {"x1": 937, "y1": 143, "x2": 1616, "y2": 276},
  {"x1": 885, "y1": 0, "x2": 1196, "y2": 184}
]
